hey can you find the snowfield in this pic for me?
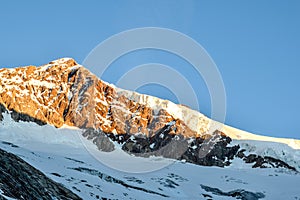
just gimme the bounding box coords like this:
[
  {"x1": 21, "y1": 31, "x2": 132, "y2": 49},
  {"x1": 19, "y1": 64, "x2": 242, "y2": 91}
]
[{"x1": 1, "y1": 113, "x2": 300, "y2": 199}]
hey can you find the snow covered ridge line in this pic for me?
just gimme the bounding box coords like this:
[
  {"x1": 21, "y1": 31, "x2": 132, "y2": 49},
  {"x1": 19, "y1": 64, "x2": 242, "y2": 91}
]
[
  {"x1": 0, "y1": 57, "x2": 299, "y2": 150},
  {"x1": 222, "y1": 125, "x2": 300, "y2": 150}
]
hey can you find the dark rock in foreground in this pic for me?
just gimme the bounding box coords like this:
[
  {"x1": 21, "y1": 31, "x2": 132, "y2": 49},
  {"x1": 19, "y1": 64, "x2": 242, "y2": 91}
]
[{"x1": 0, "y1": 148, "x2": 82, "y2": 200}]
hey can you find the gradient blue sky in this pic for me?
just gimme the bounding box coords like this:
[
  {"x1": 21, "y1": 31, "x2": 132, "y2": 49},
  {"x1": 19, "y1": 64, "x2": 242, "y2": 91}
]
[{"x1": 0, "y1": 1, "x2": 299, "y2": 139}]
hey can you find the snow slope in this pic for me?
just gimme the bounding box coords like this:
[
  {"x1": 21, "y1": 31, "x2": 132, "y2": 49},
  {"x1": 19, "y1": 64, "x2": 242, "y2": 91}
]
[{"x1": 1, "y1": 113, "x2": 300, "y2": 199}]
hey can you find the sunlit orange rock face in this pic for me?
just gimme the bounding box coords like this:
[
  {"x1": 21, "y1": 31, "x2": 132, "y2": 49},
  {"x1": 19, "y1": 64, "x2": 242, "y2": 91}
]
[
  {"x1": 0, "y1": 58, "x2": 204, "y2": 137},
  {"x1": 0, "y1": 59, "x2": 78, "y2": 127}
]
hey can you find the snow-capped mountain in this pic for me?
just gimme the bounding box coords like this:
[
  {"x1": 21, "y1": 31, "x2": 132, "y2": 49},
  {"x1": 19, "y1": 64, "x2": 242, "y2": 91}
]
[{"x1": 0, "y1": 58, "x2": 300, "y2": 199}]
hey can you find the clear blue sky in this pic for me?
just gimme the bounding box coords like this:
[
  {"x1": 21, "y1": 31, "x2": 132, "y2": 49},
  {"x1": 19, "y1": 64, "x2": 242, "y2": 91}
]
[{"x1": 0, "y1": 1, "x2": 299, "y2": 139}]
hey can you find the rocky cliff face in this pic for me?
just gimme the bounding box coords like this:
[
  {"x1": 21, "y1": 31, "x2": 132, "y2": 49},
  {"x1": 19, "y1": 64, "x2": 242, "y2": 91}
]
[
  {"x1": 0, "y1": 58, "x2": 77, "y2": 127},
  {"x1": 0, "y1": 58, "x2": 209, "y2": 137}
]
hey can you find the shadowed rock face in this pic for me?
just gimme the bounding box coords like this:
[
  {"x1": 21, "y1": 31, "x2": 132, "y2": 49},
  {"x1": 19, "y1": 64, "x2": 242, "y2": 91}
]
[
  {"x1": 0, "y1": 148, "x2": 82, "y2": 200},
  {"x1": 83, "y1": 127, "x2": 297, "y2": 170},
  {"x1": 82, "y1": 125, "x2": 241, "y2": 167},
  {"x1": 0, "y1": 104, "x2": 6, "y2": 121}
]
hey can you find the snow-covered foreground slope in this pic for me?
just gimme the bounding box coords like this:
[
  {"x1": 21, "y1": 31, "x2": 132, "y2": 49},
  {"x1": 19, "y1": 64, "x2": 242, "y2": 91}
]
[{"x1": 1, "y1": 114, "x2": 300, "y2": 199}]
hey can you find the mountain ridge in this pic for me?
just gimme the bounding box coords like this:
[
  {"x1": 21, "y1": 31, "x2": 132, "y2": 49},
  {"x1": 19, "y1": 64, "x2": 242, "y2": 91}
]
[
  {"x1": 0, "y1": 57, "x2": 299, "y2": 148},
  {"x1": 0, "y1": 58, "x2": 299, "y2": 171},
  {"x1": 0, "y1": 58, "x2": 205, "y2": 137}
]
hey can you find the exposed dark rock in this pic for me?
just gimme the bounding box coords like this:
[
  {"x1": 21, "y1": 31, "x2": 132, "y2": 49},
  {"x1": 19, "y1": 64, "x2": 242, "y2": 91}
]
[
  {"x1": 64, "y1": 157, "x2": 85, "y2": 164},
  {"x1": 10, "y1": 108, "x2": 47, "y2": 126},
  {"x1": 0, "y1": 103, "x2": 7, "y2": 121},
  {"x1": 82, "y1": 129, "x2": 115, "y2": 152},
  {"x1": 200, "y1": 184, "x2": 265, "y2": 200},
  {"x1": 80, "y1": 124, "x2": 297, "y2": 170},
  {"x1": 181, "y1": 131, "x2": 240, "y2": 167},
  {"x1": 1, "y1": 141, "x2": 19, "y2": 148},
  {"x1": 151, "y1": 177, "x2": 179, "y2": 188},
  {"x1": 0, "y1": 148, "x2": 82, "y2": 200},
  {"x1": 0, "y1": 103, "x2": 46, "y2": 125},
  {"x1": 241, "y1": 153, "x2": 296, "y2": 171},
  {"x1": 264, "y1": 156, "x2": 296, "y2": 170},
  {"x1": 123, "y1": 176, "x2": 145, "y2": 184},
  {"x1": 51, "y1": 172, "x2": 63, "y2": 177},
  {"x1": 0, "y1": 102, "x2": 46, "y2": 125},
  {"x1": 101, "y1": 124, "x2": 240, "y2": 167},
  {"x1": 236, "y1": 149, "x2": 246, "y2": 158},
  {"x1": 121, "y1": 124, "x2": 189, "y2": 160},
  {"x1": 202, "y1": 193, "x2": 213, "y2": 199}
]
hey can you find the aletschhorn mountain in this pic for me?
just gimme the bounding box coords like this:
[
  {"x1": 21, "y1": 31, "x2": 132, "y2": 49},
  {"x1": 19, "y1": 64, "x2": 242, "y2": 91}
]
[{"x1": 0, "y1": 58, "x2": 299, "y2": 199}]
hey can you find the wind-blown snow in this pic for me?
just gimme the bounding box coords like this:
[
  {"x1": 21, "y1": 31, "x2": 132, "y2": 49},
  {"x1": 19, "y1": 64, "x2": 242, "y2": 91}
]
[{"x1": 222, "y1": 125, "x2": 300, "y2": 149}]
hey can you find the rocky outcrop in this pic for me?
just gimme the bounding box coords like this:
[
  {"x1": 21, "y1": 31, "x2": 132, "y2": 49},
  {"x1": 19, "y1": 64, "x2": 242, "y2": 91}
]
[
  {"x1": 181, "y1": 130, "x2": 240, "y2": 167},
  {"x1": 83, "y1": 123, "x2": 241, "y2": 167},
  {"x1": 200, "y1": 184, "x2": 265, "y2": 200},
  {"x1": 82, "y1": 128, "x2": 115, "y2": 152},
  {"x1": 236, "y1": 150, "x2": 296, "y2": 170},
  {"x1": 120, "y1": 126, "x2": 241, "y2": 167},
  {"x1": 0, "y1": 58, "x2": 78, "y2": 127},
  {"x1": 0, "y1": 148, "x2": 81, "y2": 200},
  {"x1": 84, "y1": 126, "x2": 297, "y2": 170}
]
